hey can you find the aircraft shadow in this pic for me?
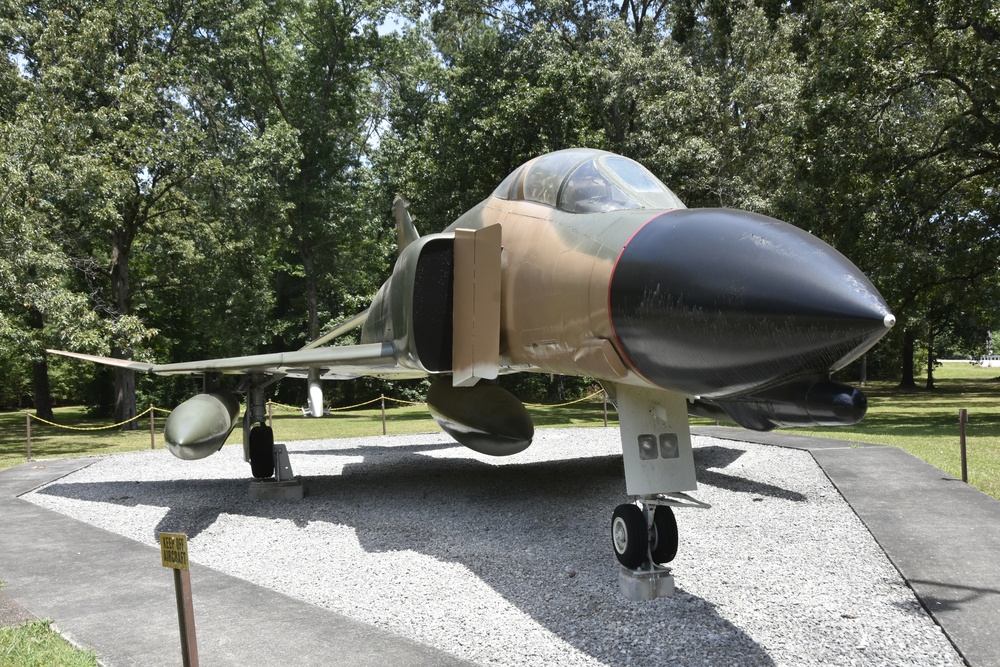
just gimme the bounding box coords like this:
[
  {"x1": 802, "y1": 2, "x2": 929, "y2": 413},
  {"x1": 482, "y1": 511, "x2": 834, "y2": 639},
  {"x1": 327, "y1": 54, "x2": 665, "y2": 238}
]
[
  {"x1": 34, "y1": 442, "x2": 785, "y2": 666},
  {"x1": 694, "y1": 445, "x2": 807, "y2": 502},
  {"x1": 904, "y1": 578, "x2": 1000, "y2": 614}
]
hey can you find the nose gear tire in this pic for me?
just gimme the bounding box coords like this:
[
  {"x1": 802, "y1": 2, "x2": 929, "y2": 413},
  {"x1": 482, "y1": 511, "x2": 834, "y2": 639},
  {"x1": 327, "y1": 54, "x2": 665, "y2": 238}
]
[
  {"x1": 612, "y1": 504, "x2": 648, "y2": 569},
  {"x1": 650, "y1": 505, "x2": 678, "y2": 564}
]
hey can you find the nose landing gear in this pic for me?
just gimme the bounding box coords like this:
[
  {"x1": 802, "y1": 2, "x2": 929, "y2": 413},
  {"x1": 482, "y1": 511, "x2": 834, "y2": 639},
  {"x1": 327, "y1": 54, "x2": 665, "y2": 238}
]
[
  {"x1": 612, "y1": 499, "x2": 682, "y2": 569},
  {"x1": 612, "y1": 493, "x2": 709, "y2": 600}
]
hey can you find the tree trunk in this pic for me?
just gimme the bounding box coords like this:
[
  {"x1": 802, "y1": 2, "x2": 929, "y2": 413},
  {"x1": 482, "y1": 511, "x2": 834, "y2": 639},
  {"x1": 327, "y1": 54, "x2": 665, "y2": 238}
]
[
  {"x1": 111, "y1": 226, "x2": 137, "y2": 430},
  {"x1": 549, "y1": 375, "x2": 565, "y2": 402},
  {"x1": 899, "y1": 328, "x2": 917, "y2": 389},
  {"x1": 27, "y1": 303, "x2": 54, "y2": 420},
  {"x1": 32, "y1": 357, "x2": 54, "y2": 420},
  {"x1": 302, "y1": 240, "x2": 320, "y2": 341},
  {"x1": 926, "y1": 329, "x2": 935, "y2": 390}
]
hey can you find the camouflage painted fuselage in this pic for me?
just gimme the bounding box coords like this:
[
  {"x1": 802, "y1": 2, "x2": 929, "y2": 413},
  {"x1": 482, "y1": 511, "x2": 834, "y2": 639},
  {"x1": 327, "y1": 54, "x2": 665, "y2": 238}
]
[
  {"x1": 361, "y1": 146, "x2": 892, "y2": 412},
  {"x1": 445, "y1": 199, "x2": 891, "y2": 402}
]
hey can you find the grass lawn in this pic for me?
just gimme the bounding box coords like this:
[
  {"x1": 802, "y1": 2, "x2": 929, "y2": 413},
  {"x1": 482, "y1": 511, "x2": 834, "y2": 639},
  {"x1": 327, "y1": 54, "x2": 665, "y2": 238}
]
[
  {"x1": 0, "y1": 620, "x2": 97, "y2": 667},
  {"x1": 2, "y1": 363, "x2": 998, "y2": 498},
  {"x1": 775, "y1": 362, "x2": 1000, "y2": 499}
]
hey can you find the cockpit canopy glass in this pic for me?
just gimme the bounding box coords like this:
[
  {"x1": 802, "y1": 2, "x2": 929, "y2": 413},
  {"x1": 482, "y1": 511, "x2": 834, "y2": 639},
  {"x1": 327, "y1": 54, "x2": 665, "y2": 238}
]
[{"x1": 491, "y1": 149, "x2": 685, "y2": 213}]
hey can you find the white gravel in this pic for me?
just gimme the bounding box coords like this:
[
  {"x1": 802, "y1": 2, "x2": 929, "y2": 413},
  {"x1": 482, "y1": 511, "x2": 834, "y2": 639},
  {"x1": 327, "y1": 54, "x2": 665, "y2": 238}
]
[{"x1": 25, "y1": 428, "x2": 962, "y2": 667}]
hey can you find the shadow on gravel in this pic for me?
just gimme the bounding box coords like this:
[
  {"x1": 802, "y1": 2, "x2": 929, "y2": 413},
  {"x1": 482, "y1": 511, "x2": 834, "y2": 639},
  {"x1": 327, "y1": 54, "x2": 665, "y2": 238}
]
[
  {"x1": 34, "y1": 441, "x2": 780, "y2": 666},
  {"x1": 695, "y1": 445, "x2": 807, "y2": 502}
]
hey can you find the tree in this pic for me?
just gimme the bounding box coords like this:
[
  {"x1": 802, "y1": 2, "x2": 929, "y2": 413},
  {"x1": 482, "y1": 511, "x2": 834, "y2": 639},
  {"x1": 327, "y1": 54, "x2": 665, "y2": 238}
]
[
  {"x1": 212, "y1": 0, "x2": 411, "y2": 349},
  {"x1": 1, "y1": 7, "x2": 109, "y2": 416},
  {"x1": 782, "y1": 0, "x2": 1000, "y2": 386},
  {"x1": 4, "y1": 0, "x2": 234, "y2": 423}
]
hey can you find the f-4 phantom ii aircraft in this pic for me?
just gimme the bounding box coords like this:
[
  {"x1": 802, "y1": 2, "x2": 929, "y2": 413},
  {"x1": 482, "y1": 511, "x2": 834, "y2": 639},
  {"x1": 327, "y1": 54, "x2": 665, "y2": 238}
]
[{"x1": 51, "y1": 148, "x2": 895, "y2": 571}]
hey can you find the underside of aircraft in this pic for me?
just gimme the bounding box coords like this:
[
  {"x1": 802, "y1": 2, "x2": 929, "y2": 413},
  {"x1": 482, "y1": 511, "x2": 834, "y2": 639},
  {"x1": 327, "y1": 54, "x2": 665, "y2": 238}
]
[{"x1": 51, "y1": 148, "x2": 895, "y2": 576}]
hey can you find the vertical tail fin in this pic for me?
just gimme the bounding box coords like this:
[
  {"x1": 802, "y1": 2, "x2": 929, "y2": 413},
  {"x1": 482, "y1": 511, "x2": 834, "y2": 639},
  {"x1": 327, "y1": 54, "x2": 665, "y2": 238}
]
[{"x1": 393, "y1": 195, "x2": 420, "y2": 255}]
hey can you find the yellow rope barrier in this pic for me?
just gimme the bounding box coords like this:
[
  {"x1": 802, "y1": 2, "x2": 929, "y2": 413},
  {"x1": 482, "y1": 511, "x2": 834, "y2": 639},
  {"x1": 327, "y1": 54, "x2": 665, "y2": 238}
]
[
  {"x1": 23, "y1": 388, "x2": 605, "y2": 434},
  {"x1": 267, "y1": 397, "x2": 385, "y2": 412},
  {"x1": 267, "y1": 400, "x2": 305, "y2": 412},
  {"x1": 28, "y1": 406, "x2": 155, "y2": 431},
  {"x1": 382, "y1": 396, "x2": 425, "y2": 406},
  {"x1": 21, "y1": 388, "x2": 611, "y2": 463},
  {"x1": 326, "y1": 397, "x2": 384, "y2": 411},
  {"x1": 268, "y1": 390, "x2": 606, "y2": 413},
  {"x1": 524, "y1": 389, "x2": 606, "y2": 408}
]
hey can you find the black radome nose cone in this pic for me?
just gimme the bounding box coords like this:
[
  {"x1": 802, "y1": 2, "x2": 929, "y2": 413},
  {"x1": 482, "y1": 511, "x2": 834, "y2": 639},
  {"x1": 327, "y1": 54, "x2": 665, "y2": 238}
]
[{"x1": 609, "y1": 209, "x2": 894, "y2": 398}]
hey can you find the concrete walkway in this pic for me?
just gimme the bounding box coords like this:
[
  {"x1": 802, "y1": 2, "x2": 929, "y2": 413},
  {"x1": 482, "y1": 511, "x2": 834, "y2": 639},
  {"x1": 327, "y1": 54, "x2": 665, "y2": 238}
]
[
  {"x1": 0, "y1": 458, "x2": 472, "y2": 667},
  {"x1": 695, "y1": 426, "x2": 1000, "y2": 667}
]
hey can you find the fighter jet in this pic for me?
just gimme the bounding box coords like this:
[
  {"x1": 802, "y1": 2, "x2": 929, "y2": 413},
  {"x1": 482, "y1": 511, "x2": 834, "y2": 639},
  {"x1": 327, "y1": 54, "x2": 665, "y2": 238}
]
[{"x1": 50, "y1": 148, "x2": 895, "y2": 571}]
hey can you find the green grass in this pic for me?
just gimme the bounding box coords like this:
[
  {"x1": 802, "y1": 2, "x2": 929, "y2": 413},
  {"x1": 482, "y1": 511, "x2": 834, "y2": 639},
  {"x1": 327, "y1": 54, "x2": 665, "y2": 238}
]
[
  {"x1": 0, "y1": 620, "x2": 97, "y2": 667},
  {"x1": 2, "y1": 363, "x2": 998, "y2": 498},
  {"x1": 776, "y1": 362, "x2": 1000, "y2": 499},
  {"x1": 1, "y1": 407, "x2": 170, "y2": 471}
]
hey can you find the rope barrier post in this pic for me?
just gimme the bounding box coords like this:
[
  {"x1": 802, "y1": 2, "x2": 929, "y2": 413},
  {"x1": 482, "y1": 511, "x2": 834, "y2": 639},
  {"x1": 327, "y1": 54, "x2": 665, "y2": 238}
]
[
  {"x1": 267, "y1": 400, "x2": 273, "y2": 428},
  {"x1": 381, "y1": 396, "x2": 387, "y2": 436},
  {"x1": 959, "y1": 408, "x2": 968, "y2": 483},
  {"x1": 150, "y1": 404, "x2": 156, "y2": 449},
  {"x1": 603, "y1": 392, "x2": 608, "y2": 428},
  {"x1": 25, "y1": 412, "x2": 32, "y2": 462}
]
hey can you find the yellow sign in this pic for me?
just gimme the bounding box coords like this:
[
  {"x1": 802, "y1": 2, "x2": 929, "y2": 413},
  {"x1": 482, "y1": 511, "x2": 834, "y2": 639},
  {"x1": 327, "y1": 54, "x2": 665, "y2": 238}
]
[{"x1": 160, "y1": 532, "x2": 189, "y2": 571}]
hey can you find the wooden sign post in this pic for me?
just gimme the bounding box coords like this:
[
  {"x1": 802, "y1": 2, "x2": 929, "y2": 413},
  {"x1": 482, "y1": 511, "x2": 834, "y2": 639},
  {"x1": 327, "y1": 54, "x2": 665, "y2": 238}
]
[{"x1": 160, "y1": 532, "x2": 199, "y2": 667}]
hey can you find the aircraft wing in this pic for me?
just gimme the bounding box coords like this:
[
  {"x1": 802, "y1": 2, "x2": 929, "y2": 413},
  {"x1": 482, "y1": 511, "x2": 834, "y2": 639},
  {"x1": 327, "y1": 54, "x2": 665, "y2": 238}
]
[{"x1": 47, "y1": 342, "x2": 410, "y2": 380}]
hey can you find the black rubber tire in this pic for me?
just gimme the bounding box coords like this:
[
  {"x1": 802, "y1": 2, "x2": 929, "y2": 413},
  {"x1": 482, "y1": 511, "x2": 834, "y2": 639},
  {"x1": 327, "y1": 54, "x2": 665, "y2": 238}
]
[
  {"x1": 650, "y1": 505, "x2": 679, "y2": 564},
  {"x1": 249, "y1": 425, "x2": 275, "y2": 479},
  {"x1": 611, "y1": 504, "x2": 648, "y2": 569}
]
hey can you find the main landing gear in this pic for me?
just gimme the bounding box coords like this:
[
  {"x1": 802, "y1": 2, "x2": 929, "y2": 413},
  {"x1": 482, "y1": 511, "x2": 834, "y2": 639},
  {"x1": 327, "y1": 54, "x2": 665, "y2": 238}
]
[
  {"x1": 249, "y1": 425, "x2": 275, "y2": 479},
  {"x1": 242, "y1": 373, "x2": 303, "y2": 499}
]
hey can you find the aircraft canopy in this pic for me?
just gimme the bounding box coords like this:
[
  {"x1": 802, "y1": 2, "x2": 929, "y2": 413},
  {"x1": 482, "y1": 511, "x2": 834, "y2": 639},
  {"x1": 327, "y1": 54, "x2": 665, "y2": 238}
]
[{"x1": 491, "y1": 148, "x2": 685, "y2": 213}]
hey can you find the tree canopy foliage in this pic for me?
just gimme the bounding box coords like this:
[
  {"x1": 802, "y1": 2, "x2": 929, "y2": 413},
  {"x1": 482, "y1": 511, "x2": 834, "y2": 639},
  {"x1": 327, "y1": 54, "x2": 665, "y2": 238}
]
[{"x1": 2, "y1": 0, "x2": 997, "y2": 414}]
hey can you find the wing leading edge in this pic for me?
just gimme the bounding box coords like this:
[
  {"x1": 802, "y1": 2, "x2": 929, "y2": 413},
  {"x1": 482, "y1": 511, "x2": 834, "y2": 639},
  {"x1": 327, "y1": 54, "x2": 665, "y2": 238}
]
[{"x1": 47, "y1": 342, "x2": 405, "y2": 380}]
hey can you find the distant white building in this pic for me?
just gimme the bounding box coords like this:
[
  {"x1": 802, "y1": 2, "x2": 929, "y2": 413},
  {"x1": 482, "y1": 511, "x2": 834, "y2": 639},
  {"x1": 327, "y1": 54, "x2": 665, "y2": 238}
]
[{"x1": 984, "y1": 333, "x2": 997, "y2": 366}]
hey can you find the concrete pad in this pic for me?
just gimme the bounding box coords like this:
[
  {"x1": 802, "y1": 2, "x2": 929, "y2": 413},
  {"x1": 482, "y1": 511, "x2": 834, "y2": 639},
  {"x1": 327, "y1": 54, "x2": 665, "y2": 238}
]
[
  {"x1": 694, "y1": 425, "x2": 1000, "y2": 667},
  {"x1": 618, "y1": 567, "x2": 675, "y2": 601},
  {"x1": 0, "y1": 459, "x2": 471, "y2": 667}
]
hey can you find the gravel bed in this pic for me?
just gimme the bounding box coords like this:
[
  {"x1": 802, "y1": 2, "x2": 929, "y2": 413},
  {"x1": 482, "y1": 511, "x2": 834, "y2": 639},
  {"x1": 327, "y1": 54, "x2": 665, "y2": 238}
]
[{"x1": 26, "y1": 428, "x2": 962, "y2": 667}]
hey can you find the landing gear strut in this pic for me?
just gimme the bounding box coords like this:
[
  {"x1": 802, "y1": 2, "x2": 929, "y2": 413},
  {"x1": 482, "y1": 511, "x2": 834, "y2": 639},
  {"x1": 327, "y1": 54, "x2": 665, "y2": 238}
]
[
  {"x1": 242, "y1": 372, "x2": 286, "y2": 481},
  {"x1": 238, "y1": 373, "x2": 303, "y2": 499}
]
